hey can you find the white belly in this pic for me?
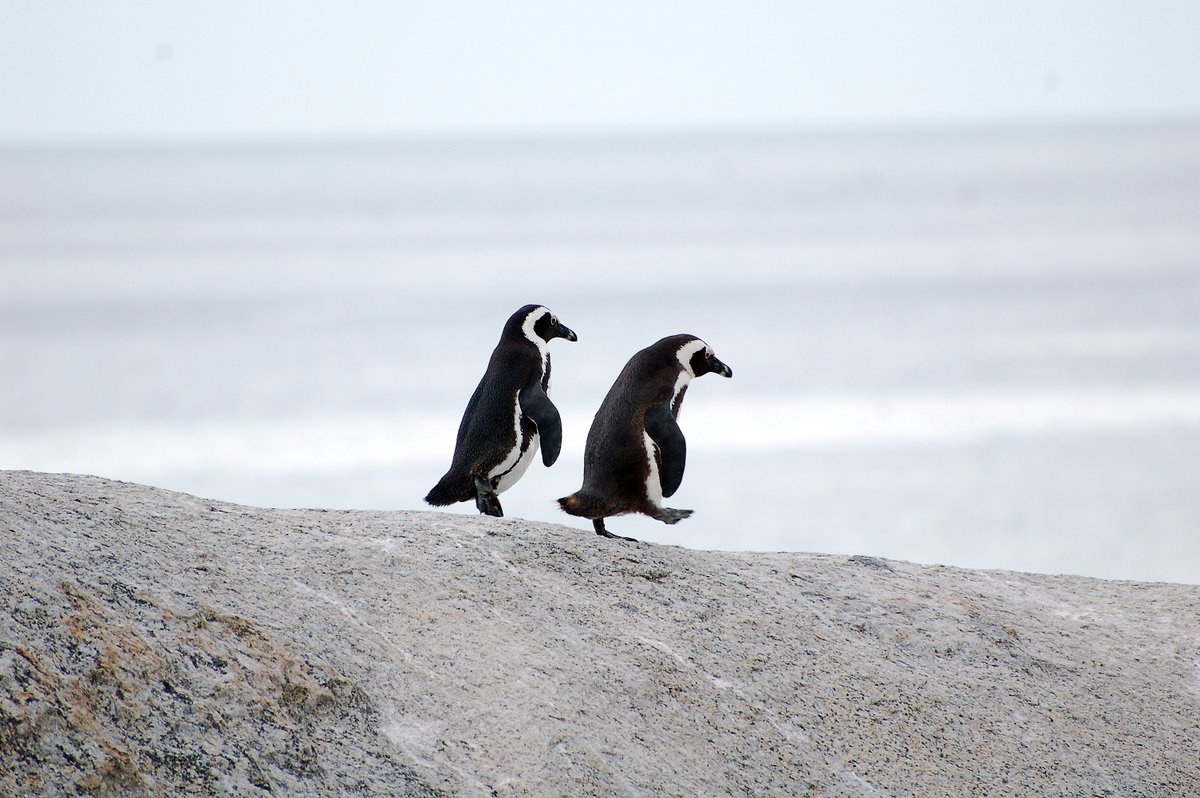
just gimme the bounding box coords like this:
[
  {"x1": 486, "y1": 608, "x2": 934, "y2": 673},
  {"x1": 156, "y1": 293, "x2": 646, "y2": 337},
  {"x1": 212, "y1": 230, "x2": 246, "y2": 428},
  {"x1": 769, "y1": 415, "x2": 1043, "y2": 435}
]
[
  {"x1": 487, "y1": 395, "x2": 539, "y2": 494},
  {"x1": 643, "y1": 432, "x2": 663, "y2": 508},
  {"x1": 493, "y1": 433, "x2": 539, "y2": 494}
]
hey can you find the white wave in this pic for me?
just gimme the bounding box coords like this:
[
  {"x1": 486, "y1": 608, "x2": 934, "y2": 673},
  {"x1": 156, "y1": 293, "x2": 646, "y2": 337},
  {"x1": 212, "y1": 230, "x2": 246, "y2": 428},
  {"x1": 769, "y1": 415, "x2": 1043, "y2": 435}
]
[
  {"x1": 681, "y1": 387, "x2": 1200, "y2": 450},
  {"x1": 3, "y1": 388, "x2": 1199, "y2": 478},
  {"x1": 0, "y1": 414, "x2": 459, "y2": 476}
]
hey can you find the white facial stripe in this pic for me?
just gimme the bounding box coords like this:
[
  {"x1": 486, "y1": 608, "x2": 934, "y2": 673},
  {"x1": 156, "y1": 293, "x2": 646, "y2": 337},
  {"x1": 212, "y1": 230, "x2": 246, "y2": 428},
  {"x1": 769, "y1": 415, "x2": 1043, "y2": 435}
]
[
  {"x1": 521, "y1": 306, "x2": 551, "y2": 375},
  {"x1": 675, "y1": 339, "x2": 708, "y2": 378}
]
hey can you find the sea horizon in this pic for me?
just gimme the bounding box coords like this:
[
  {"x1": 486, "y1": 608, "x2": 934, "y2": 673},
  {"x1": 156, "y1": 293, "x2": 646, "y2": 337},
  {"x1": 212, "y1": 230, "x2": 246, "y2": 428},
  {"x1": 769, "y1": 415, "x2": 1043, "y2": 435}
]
[{"x1": 3, "y1": 119, "x2": 1199, "y2": 583}]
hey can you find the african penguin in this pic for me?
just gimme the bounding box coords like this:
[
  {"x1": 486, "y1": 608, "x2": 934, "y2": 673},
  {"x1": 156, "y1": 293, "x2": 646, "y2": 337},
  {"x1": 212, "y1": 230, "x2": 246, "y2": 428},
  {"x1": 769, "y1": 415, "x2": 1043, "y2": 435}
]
[
  {"x1": 425, "y1": 304, "x2": 577, "y2": 517},
  {"x1": 558, "y1": 334, "x2": 732, "y2": 541}
]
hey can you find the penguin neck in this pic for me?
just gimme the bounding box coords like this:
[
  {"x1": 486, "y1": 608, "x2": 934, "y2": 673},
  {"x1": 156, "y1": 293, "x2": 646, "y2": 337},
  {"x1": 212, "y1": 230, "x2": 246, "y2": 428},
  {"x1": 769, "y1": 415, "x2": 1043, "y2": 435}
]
[
  {"x1": 671, "y1": 342, "x2": 700, "y2": 410},
  {"x1": 521, "y1": 311, "x2": 551, "y2": 378},
  {"x1": 671, "y1": 373, "x2": 691, "y2": 416},
  {"x1": 671, "y1": 338, "x2": 707, "y2": 416}
]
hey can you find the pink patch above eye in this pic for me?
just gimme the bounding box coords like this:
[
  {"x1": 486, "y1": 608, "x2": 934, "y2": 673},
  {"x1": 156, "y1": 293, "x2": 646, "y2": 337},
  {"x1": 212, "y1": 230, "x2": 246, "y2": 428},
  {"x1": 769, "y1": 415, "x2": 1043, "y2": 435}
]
[{"x1": 705, "y1": 346, "x2": 714, "y2": 358}]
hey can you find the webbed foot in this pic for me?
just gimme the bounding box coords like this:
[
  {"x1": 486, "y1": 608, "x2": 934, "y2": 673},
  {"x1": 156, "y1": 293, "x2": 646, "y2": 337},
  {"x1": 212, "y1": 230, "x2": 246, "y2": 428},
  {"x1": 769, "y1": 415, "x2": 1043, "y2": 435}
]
[
  {"x1": 473, "y1": 476, "x2": 503, "y2": 517},
  {"x1": 654, "y1": 507, "x2": 693, "y2": 525},
  {"x1": 594, "y1": 518, "x2": 637, "y2": 542}
]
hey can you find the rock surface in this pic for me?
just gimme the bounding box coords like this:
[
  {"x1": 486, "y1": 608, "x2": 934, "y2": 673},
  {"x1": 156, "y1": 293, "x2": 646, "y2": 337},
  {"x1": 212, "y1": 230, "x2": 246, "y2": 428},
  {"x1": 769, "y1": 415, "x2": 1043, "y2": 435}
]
[{"x1": 2, "y1": 470, "x2": 1198, "y2": 797}]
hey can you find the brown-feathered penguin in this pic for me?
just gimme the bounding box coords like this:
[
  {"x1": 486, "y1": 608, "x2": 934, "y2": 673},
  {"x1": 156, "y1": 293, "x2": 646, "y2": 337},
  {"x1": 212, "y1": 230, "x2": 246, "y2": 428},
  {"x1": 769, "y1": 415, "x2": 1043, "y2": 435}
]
[
  {"x1": 425, "y1": 304, "x2": 577, "y2": 517},
  {"x1": 558, "y1": 334, "x2": 732, "y2": 540}
]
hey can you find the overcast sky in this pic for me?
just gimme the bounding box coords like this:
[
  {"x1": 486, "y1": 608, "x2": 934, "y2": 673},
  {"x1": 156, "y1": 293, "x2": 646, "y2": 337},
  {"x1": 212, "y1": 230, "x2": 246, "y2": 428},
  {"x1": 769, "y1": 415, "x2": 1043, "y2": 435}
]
[{"x1": 2, "y1": 1, "x2": 1199, "y2": 142}]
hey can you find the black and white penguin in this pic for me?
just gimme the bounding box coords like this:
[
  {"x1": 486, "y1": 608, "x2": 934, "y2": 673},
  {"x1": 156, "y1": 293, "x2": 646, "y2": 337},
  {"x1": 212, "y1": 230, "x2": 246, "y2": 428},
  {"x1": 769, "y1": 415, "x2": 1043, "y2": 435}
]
[
  {"x1": 558, "y1": 334, "x2": 732, "y2": 541},
  {"x1": 425, "y1": 304, "x2": 577, "y2": 517}
]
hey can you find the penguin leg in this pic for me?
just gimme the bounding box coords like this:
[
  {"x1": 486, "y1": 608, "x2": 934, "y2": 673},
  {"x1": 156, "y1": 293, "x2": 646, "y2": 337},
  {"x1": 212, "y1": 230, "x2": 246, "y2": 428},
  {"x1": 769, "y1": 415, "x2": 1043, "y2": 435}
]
[
  {"x1": 473, "y1": 476, "x2": 504, "y2": 517},
  {"x1": 594, "y1": 518, "x2": 637, "y2": 543},
  {"x1": 654, "y1": 507, "x2": 693, "y2": 525}
]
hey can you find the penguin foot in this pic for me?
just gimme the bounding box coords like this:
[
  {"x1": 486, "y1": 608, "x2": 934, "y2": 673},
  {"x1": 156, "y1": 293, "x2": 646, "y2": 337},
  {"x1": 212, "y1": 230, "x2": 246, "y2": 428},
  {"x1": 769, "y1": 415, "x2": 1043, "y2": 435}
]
[
  {"x1": 593, "y1": 518, "x2": 637, "y2": 543},
  {"x1": 654, "y1": 507, "x2": 693, "y2": 525},
  {"x1": 473, "y1": 476, "x2": 504, "y2": 517}
]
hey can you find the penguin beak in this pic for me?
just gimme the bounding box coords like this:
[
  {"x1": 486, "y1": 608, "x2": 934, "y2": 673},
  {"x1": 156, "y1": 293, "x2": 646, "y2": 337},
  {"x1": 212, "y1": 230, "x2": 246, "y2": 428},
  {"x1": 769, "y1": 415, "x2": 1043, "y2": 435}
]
[
  {"x1": 555, "y1": 322, "x2": 578, "y2": 342},
  {"x1": 710, "y1": 355, "x2": 732, "y2": 378}
]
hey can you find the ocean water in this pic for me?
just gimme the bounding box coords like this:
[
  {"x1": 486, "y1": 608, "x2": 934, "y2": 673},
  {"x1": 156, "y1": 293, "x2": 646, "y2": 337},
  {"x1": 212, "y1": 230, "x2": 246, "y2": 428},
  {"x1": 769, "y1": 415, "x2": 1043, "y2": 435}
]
[{"x1": 2, "y1": 123, "x2": 1199, "y2": 583}]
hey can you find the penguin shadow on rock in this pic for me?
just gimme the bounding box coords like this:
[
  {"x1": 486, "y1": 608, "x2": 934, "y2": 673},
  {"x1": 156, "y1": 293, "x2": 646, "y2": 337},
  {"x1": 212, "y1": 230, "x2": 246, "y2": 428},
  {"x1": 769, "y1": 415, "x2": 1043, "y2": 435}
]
[
  {"x1": 424, "y1": 304, "x2": 577, "y2": 518},
  {"x1": 559, "y1": 334, "x2": 732, "y2": 542}
]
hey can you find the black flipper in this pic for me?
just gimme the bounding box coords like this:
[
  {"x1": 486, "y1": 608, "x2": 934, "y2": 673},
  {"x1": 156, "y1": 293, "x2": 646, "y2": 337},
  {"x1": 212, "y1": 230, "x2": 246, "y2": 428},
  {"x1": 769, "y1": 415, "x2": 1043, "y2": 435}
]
[
  {"x1": 519, "y1": 381, "x2": 563, "y2": 467},
  {"x1": 644, "y1": 401, "x2": 687, "y2": 498}
]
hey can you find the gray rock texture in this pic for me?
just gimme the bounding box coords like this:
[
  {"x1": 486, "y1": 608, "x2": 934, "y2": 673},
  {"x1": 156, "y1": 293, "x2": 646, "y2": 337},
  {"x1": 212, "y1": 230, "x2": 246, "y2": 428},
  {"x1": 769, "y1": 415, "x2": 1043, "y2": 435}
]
[{"x1": 2, "y1": 470, "x2": 1198, "y2": 797}]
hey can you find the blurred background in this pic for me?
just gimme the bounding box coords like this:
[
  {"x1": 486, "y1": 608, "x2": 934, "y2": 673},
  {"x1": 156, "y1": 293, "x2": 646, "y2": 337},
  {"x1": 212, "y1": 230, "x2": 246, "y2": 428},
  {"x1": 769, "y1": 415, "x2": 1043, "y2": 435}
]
[{"x1": 2, "y1": 2, "x2": 1198, "y2": 583}]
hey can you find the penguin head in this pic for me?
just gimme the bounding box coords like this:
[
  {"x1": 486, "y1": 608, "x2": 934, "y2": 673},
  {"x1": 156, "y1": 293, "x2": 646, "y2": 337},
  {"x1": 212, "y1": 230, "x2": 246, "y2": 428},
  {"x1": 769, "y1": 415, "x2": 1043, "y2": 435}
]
[
  {"x1": 512, "y1": 304, "x2": 578, "y2": 344},
  {"x1": 678, "y1": 336, "x2": 733, "y2": 379},
  {"x1": 535, "y1": 310, "x2": 578, "y2": 343}
]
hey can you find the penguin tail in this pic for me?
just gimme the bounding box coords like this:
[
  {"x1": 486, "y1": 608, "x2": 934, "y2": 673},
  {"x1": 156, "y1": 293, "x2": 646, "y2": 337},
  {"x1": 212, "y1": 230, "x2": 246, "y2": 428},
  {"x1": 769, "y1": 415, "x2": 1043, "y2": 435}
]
[
  {"x1": 424, "y1": 471, "x2": 473, "y2": 507},
  {"x1": 557, "y1": 492, "x2": 612, "y2": 519}
]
